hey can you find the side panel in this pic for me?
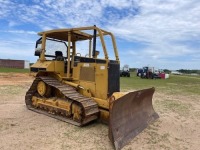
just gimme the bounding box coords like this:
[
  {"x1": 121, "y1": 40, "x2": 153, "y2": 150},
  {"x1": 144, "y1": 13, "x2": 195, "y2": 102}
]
[
  {"x1": 72, "y1": 56, "x2": 109, "y2": 100},
  {"x1": 80, "y1": 67, "x2": 95, "y2": 82},
  {"x1": 73, "y1": 63, "x2": 96, "y2": 97},
  {"x1": 54, "y1": 61, "x2": 65, "y2": 75},
  {"x1": 95, "y1": 63, "x2": 108, "y2": 100},
  {"x1": 108, "y1": 61, "x2": 120, "y2": 97},
  {"x1": 30, "y1": 61, "x2": 54, "y2": 72},
  {"x1": 30, "y1": 60, "x2": 64, "y2": 75}
]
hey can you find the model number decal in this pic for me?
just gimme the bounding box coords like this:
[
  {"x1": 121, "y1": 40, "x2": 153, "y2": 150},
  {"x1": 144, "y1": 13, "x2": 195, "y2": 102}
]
[
  {"x1": 100, "y1": 66, "x2": 105, "y2": 70},
  {"x1": 83, "y1": 63, "x2": 90, "y2": 67}
]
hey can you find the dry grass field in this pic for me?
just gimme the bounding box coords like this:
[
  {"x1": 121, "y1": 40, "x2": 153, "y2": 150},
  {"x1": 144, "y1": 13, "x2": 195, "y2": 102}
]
[{"x1": 0, "y1": 72, "x2": 199, "y2": 150}]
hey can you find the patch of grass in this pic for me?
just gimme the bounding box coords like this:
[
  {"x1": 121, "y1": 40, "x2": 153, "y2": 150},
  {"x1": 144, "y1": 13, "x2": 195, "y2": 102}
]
[
  {"x1": 147, "y1": 123, "x2": 160, "y2": 132},
  {"x1": 194, "y1": 111, "x2": 200, "y2": 119},
  {"x1": 63, "y1": 126, "x2": 80, "y2": 137},
  {"x1": 120, "y1": 72, "x2": 200, "y2": 96},
  {"x1": 0, "y1": 122, "x2": 10, "y2": 131},
  {"x1": 0, "y1": 85, "x2": 24, "y2": 95},
  {"x1": 146, "y1": 130, "x2": 170, "y2": 145},
  {"x1": 159, "y1": 144, "x2": 171, "y2": 150},
  {"x1": 155, "y1": 100, "x2": 192, "y2": 116},
  {"x1": 62, "y1": 124, "x2": 109, "y2": 150},
  {"x1": 0, "y1": 67, "x2": 29, "y2": 73}
]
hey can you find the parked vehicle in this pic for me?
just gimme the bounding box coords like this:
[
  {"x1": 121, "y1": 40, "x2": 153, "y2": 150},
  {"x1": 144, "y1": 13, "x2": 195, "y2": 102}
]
[
  {"x1": 136, "y1": 68, "x2": 143, "y2": 76},
  {"x1": 120, "y1": 65, "x2": 130, "y2": 77},
  {"x1": 137, "y1": 66, "x2": 161, "y2": 79}
]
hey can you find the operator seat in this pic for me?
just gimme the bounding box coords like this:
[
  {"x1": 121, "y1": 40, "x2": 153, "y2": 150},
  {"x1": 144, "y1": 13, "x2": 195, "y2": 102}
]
[{"x1": 55, "y1": 51, "x2": 64, "y2": 61}]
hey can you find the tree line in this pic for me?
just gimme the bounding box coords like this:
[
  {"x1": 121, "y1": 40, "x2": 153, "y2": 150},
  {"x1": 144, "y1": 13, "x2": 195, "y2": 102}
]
[
  {"x1": 177, "y1": 69, "x2": 200, "y2": 74},
  {"x1": 129, "y1": 68, "x2": 200, "y2": 75}
]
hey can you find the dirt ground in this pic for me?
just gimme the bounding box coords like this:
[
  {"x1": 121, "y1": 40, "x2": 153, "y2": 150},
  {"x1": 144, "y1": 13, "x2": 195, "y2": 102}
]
[{"x1": 0, "y1": 73, "x2": 199, "y2": 150}]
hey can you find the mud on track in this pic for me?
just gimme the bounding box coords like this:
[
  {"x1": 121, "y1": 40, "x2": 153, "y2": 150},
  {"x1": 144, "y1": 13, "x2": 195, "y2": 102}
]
[{"x1": 0, "y1": 73, "x2": 199, "y2": 150}]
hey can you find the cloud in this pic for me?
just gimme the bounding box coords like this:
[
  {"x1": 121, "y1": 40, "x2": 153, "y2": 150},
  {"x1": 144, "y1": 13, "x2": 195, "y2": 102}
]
[
  {"x1": 0, "y1": 0, "x2": 139, "y2": 29},
  {"x1": 0, "y1": 0, "x2": 199, "y2": 69},
  {"x1": 0, "y1": 30, "x2": 37, "y2": 34},
  {"x1": 107, "y1": 1, "x2": 200, "y2": 43},
  {"x1": 106, "y1": 0, "x2": 200, "y2": 67}
]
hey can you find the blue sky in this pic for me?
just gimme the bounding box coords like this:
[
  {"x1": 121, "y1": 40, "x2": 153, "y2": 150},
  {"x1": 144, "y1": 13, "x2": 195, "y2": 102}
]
[{"x1": 0, "y1": 0, "x2": 199, "y2": 70}]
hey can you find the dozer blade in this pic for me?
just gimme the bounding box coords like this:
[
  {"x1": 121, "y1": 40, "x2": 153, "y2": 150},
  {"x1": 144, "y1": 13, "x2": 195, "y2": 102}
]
[{"x1": 109, "y1": 87, "x2": 159, "y2": 150}]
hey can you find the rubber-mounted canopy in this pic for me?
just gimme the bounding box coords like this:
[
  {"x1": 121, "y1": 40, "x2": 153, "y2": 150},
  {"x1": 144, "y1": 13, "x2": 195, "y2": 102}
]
[{"x1": 109, "y1": 87, "x2": 159, "y2": 150}]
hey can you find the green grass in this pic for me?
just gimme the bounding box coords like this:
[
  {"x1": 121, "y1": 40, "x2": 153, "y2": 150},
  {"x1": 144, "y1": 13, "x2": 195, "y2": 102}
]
[
  {"x1": 0, "y1": 85, "x2": 24, "y2": 95},
  {"x1": 120, "y1": 72, "x2": 200, "y2": 96},
  {"x1": 155, "y1": 99, "x2": 192, "y2": 116},
  {"x1": 0, "y1": 67, "x2": 29, "y2": 73}
]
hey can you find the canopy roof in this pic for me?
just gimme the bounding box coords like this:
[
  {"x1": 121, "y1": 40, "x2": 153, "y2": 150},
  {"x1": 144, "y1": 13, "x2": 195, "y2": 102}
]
[{"x1": 38, "y1": 26, "x2": 109, "y2": 42}]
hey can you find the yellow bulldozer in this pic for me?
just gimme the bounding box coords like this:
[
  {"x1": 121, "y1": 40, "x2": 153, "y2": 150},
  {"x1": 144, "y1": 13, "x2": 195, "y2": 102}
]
[{"x1": 25, "y1": 25, "x2": 159, "y2": 150}]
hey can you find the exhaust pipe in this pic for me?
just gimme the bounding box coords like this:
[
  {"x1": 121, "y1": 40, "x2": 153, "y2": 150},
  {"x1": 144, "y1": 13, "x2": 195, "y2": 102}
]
[{"x1": 92, "y1": 25, "x2": 97, "y2": 58}]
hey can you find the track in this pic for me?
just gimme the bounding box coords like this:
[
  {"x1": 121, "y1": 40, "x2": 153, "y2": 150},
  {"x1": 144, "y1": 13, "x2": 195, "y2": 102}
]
[{"x1": 25, "y1": 76, "x2": 99, "y2": 126}]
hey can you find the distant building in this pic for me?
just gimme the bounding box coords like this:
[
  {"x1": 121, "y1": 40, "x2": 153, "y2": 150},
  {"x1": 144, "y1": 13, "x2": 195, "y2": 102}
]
[{"x1": 0, "y1": 59, "x2": 30, "y2": 69}]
